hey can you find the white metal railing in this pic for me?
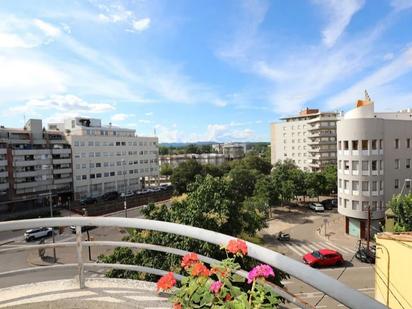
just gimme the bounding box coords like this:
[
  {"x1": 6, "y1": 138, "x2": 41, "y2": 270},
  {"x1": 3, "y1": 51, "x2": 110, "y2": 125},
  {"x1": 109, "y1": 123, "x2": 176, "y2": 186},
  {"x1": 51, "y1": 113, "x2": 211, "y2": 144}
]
[{"x1": 0, "y1": 217, "x2": 387, "y2": 309}]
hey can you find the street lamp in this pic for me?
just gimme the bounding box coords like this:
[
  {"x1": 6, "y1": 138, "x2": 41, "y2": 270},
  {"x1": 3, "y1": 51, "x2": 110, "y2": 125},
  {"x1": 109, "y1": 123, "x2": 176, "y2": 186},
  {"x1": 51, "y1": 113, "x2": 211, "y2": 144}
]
[{"x1": 122, "y1": 159, "x2": 127, "y2": 218}]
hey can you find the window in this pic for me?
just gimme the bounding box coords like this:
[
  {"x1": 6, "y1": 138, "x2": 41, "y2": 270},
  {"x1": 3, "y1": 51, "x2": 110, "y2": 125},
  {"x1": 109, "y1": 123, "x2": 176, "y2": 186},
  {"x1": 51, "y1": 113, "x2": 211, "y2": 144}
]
[
  {"x1": 96, "y1": 173, "x2": 102, "y2": 178},
  {"x1": 362, "y1": 160, "x2": 368, "y2": 171},
  {"x1": 362, "y1": 140, "x2": 368, "y2": 150},
  {"x1": 80, "y1": 141, "x2": 85, "y2": 147},
  {"x1": 380, "y1": 160, "x2": 383, "y2": 170},
  {"x1": 95, "y1": 152, "x2": 101, "y2": 157},
  {"x1": 110, "y1": 172, "x2": 115, "y2": 176},
  {"x1": 344, "y1": 180, "x2": 349, "y2": 190},
  {"x1": 407, "y1": 159, "x2": 411, "y2": 169},
  {"x1": 95, "y1": 141, "x2": 100, "y2": 146},
  {"x1": 88, "y1": 141, "x2": 94, "y2": 146},
  {"x1": 104, "y1": 172, "x2": 109, "y2": 177},
  {"x1": 408, "y1": 139, "x2": 411, "y2": 148},
  {"x1": 344, "y1": 199, "x2": 349, "y2": 208},
  {"x1": 76, "y1": 164, "x2": 80, "y2": 169},
  {"x1": 343, "y1": 141, "x2": 349, "y2": 150},
  {"x1": 372, "y1": 181, "x2": 377, "y2": 191},
  {"x1": 103, "y1": 162, "x2": 109, "y2": 167},
  {"x1": 395, "y1": 159, "x2": 400, "y2": 169},
  {"x1": 352, "y1": 160, "x2": 359, "y2": 171},
  {"x1": 371, "y1": 160, "x2": 377, "y2": 171},
  {"x1": 372, "y1": 201, "x2": 377, "y2": 211},
  {"x1": 362, "y1": 181, "x2": 369, "y2": 192},
  {"x1": 74, "y1": 141, "x2": 79, "y2": 147},
  {"x1": 76, "y1": 175, "x2": 81, "y2": 181},
  {"x1": 395, "y1": 138, "x2": 399, "y2": 149},
  {"x1": 371, "y1": 140, "x2": 377, "y2": 150},
  {"x1": 89, "y1": 152, "x2": 94, "y2": 158},
  {"x1": 395, "y1": 179, "x2": 399, "y2": 189},
  {"x1": 352, "y1": 181, "x2": 359, "y2": 191},
  {"x1": 344, "y1": 160, "x2": 349, "y2": 170},
  {"x1": 352, "y1": 140, "x2": 358, "y2": 150},
  {"x1": 338, "y1": 160, "x2": 342, "y2": 170},
  {"x1": 96, "y1": 163, "x2": 101, "y2": 168},
  {"x1": 380, "y1": 181, "x2": 384, "y2": 190},
  {"x1": 407, "y1": 181, "x2": 411, "y2": 189},
  {"x1": 339, "y1": 197, "x2": 342, "y2": 206},
  {"x1": 90, "y1": 174, "x2": 95, "y2": 179},
  {"x1": 338, "y1": 141, "x2": 342, "y2": 150},
  {"x1": 339, "y1": 179, "x2": 342, "y2": 188},
  {"x1": 379, "y1": 139, "x2": 383, "y2": 149},
  {"x1": 81, "y1": 163, "x2": 86, "y2": 169},
  {"x1": 82, "y1": 175, "x2": 87, "y2": 180},
  {"x1": 362, "y1": 201, "x2": 369, "y2": 211},
  {"x1": 352, "y1": 200, "x2": 359, "y2": 210}
]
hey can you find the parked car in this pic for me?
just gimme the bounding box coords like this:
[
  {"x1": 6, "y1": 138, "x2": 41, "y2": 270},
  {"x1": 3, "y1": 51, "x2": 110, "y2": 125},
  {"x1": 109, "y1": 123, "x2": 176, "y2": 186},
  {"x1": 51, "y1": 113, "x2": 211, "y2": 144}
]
[
  {"x1": 24, "y1": 227, "x2": 54, "y2": 241},
  {"x1": 321, "y1": 199, "x2": 337, "y2": 210},
  {"x1": 303, "y1": 249, "x2": 344, "y2": 267},
  {"x1": 70, "y1": 225, "x2": 96, "y2": 233},
  {"x1": 101, "y1": 191, "x2": 118, "y2": 201},
  {"x1": 120, "y1": 191, "x2": 134, "y2": 198},
  {"x1": 309, "y1": 202, "x2": 325, "y2": 212},
  {"x1": 80, "y1": 197, "x2": 97, "y2": 205}
]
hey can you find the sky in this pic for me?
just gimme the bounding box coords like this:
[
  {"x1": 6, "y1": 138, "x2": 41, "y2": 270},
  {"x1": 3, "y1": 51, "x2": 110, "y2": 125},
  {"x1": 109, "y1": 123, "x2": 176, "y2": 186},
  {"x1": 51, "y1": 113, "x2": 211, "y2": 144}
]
[{"x1": 1, "y1": 0, "x2": 412, "y2": 143}]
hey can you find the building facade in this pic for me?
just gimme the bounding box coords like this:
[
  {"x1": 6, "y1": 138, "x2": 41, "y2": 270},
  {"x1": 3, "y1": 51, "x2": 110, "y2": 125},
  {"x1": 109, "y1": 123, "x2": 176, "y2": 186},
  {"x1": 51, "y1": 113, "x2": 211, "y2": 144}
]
[
  {"x1": 0, "y1": 119, "x2": 72, "y2": 213},
  {"x1": 271, "y1": 108, "x2": 338, "y2": 171},
  {"x1": 337, "y1": 95, "x2": 412, "y2": 237},
  {"x1": 212, "y1": 143, "x2": 247, "y2": 160},
  {"x1": 375, "y1": 232, "x2": 412, "y2": 309},
  {"x1": 49, "y1": 117, "x2": 159, "y2": 200},
  {"x1": 159, "y1": 153, "x2": 225, "y2": 168}
]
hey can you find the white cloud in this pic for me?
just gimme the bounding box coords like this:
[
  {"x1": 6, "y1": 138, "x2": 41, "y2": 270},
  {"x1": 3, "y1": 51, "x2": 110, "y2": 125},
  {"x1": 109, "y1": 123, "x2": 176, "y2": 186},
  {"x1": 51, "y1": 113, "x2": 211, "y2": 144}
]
[
  {"x1": 212, "y1": 98, "x2": 228, "y2": 107},
  {"x1": 111, "y1": 113, "x2": 129, "y2": 121},
  {"x1": 326, "y1": 47, "x2": 412, "y2": 109},
  {"x1": 131, "y1": 18, "x2": 150, "y2": 32},
  {"x1": 390, "y1": 0, "x2": 412, "y2": 11},
  {"x1": 8, "y1": 94, "x2": 115, "y2": 115},
  {"x1": 139, "y1": 119, "x2": 152, "y2": 124},
  {"x1": 314, "y1": 0, "x2": 365, "y2": 48},
  {"x1": 145, "y1": 112, "x2": 153, "y2": 116},
  {"x1": 0, "y1": 16, "x2": 61, "y2": 48}
]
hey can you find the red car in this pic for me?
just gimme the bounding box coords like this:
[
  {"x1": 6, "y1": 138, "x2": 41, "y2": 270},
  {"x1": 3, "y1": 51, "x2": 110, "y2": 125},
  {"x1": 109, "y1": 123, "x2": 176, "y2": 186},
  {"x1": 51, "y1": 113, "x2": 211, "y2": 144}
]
[{"x1": 303, "y1": 249, "x2": 344, "y2": 267}]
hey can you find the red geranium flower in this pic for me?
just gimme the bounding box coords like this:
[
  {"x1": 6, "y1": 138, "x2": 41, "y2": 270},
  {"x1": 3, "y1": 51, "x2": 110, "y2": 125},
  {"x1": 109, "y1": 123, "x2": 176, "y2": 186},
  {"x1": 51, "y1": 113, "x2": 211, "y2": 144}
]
[
  {"x1": 181, "y1": 252, "x2": 199, "y2": 269},
  {"x1": 191, "y1": 262, "x2": 210, "y2": 277},
  {"x1": 226, "y1": 239, "x2": 248, "y2": 256},
  {"x1": 224, "y1": 293, "x2": 232, "y2": 301},
  {"x1": 173, "y1": 303, "x2": 182, "y2": 309},
  {"x1": 156, "y1": 272, "x2": 176, "y2": 291}
]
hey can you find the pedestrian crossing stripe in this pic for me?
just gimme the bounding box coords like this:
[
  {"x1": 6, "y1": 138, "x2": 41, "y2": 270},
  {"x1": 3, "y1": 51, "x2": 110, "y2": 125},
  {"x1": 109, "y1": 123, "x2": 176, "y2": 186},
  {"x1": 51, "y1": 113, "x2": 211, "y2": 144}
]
[{"x1": 279, "y1": 241, "x2": 355, "y2": 256}]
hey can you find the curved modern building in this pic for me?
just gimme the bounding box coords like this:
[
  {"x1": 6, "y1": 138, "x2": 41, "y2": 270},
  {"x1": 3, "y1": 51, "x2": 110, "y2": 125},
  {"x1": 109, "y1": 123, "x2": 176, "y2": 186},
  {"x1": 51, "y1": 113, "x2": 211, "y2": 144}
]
[{"x1": 337, "y1": 94, "x2": 412, "y2": 237}]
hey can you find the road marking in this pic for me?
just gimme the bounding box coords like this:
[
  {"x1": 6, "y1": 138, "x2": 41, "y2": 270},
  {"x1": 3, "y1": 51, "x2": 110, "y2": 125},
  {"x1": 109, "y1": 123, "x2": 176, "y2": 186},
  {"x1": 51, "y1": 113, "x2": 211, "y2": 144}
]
[
  {"x1": 324, "y1": 241, "x2": 355, "y2": 254},
  {"x1": 306, "y1": 242, "x2": 319, "y2": 251},
  {"x1": 282, "y1": 243, "x2": 305, "y2": 256},
  {"x1": 295, "y1": 244, "x2": 311, "y2": 255}
]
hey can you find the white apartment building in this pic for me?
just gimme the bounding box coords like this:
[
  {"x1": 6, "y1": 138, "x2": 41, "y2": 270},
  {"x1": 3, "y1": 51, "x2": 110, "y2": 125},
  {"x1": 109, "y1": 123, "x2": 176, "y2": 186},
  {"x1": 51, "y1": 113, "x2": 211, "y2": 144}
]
[
  {"x1": 49, "y1": 117, "x2": 159, "y2": 200},
  {"x1": 159, "y1": 153, "x2": 225, "y2": 168},
  {"x1": 337, "y1": 94, "x2": 412, "y2": 238},
  {"x1": 271, "y1": 108, "x2": 339, "y2": 171},
  {"x1": 0, "y1": 119, "x2": 72, "y2": 213},
  {"x1": 212, "y1": 143, "x2": 247, "y2": 160}
]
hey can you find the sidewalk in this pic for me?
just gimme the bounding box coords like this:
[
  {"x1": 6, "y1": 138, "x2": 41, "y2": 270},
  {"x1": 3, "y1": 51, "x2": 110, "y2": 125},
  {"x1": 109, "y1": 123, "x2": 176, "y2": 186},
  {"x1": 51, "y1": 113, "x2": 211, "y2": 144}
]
[{"x1": 316, "y1": 215, "x2": 360, "y2": 250}]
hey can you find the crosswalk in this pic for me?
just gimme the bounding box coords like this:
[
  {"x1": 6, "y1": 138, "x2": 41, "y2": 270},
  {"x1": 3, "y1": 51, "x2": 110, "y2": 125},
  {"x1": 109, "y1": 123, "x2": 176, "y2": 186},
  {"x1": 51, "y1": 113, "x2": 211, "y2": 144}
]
[{"x1": 279, "y1": 240, "x2": 356, "y2": 257}]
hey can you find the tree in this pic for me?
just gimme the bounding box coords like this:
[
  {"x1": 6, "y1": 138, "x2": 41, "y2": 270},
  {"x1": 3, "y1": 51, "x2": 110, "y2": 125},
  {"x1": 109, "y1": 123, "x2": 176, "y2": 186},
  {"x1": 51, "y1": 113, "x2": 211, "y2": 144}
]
[
  {"x1": 271, "y1": 160, "x2": 299, "y2": 202},
  {"x1": 388, "y1": 194, "x2": 412, "y2": 231},
  {"x1": 160, "y1": 164, "x2": 173, "y2": 177},
  {"x1": 253, "y1": 176, "x2": 279, "y2": 208},
  {"x1": 203, "y1": 164, "x2": 225, "y2": 177},
  {"x1": 235, "y1": 153, "x2": 272, "y2": 175},
  {"x1": 321, "y1": 165, "x2": 337, "y2": 195},
  {"x1": 185, "y1": 144, "x2": 199, "y2": 154},
  {"x1": 227, "y1": 167, "x2": 258, "y2": 204},
  {"x1": 305, "y1": 172, "x2": 326, "y2": 201},
  {"x1": 170, "y1": 159, "x2": 204, "y2": 194}
]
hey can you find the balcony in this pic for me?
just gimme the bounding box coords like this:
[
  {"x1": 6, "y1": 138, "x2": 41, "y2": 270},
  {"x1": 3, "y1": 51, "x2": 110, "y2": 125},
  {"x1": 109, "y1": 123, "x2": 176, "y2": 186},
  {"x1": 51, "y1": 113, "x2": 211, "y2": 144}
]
[
  {"x1": 12, "y1": 149, "x2": 50, "y2": 156},
  {"x1": 53, "y1": 168, "x2": 72, "y2": 174},
  {"x1": 52, "y1": 158, "x2": 71, "y2": 164},
  {"x1": 0, "y1": 171, "x2": 7, "y2": 178},
  {"x1": 0, "y1": 160, "x2": 7, "y2": 167},
  {"x1": 14, "y1": 179, "x2": 52, "y2": 189},
  {"x1": 0, "y1": 217, "x2": 385, "y2": 309},
  {"x1": 0, "y1": 149, "x2": 6, "y2": 155},
  {"x1": 0, "y1": 183, "x2": 8, "y2": 191},
  {"x1": 52, "y1": 148, "x2": 71, "y2": 155},
  {"x1": 14, "y1": 169, "x2": 51, "y2": 178},
  {"x1": 13, "y1": 159, "x2": 52, "y2": 167},
  {"x1": 54, "y1": 177, "x2": 72, "y2": 184}
]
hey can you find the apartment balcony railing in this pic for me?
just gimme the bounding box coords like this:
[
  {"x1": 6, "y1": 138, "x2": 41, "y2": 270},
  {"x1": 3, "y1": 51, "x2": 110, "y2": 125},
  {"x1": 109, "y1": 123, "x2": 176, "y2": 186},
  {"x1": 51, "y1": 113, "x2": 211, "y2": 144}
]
[
  {"x1": 0, "y1": 160, "x2": 8, "y2": 167},
  {"x1": 0, "y1": 183, "x2": 9, "y2": 191},
  {"x1": 12, "y1": 149, "x2": 50, "y2": 156},
  {"x1": 52, "y1": 158, "x2": 72, "y2": 165},
  {"x1": 51, "y1": 148, "x2": 71, "y2": 155},
  {"x1": 0, "y1": 217, "x2": 385, "y2": 309},
  {"x1": 52, "y1": 168, "x2": 72, "y2": 174}
]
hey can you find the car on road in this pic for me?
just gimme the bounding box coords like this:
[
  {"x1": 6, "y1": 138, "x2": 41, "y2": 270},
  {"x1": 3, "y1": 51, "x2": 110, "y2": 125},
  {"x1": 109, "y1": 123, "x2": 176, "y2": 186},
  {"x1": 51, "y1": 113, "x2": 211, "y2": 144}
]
[
  {"x1": 309, "y1": 203, "x2": 325, "y2": 212},
  {"x1": 303, "y1": 249, "x2": 344, "y2": 267},
  {"x1": 101, "y1": 191, "x2": 118, "y2": 201},
  {"x1": 24, "y1": 227, "x2": 54, "y2": 241},
  {"x1": 321, "y1": 199, "x2": 337, "y2": 210},
  {"x1": 80, "y1": 197, "x2": 97, "y2": 205},
  {"x1": 120, "y1": 191, "x2": 135, "y2": 198},
  {"x1": 69, "y1": 225, "x2": 96, "y2": 233}
]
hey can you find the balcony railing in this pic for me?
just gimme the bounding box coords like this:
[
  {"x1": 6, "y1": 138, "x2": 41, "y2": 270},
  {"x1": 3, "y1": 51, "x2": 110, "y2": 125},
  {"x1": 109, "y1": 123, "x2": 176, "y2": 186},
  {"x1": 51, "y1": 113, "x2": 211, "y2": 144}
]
[{"x1": 0, "y1": 217, "x2": 386, "y2": 309}]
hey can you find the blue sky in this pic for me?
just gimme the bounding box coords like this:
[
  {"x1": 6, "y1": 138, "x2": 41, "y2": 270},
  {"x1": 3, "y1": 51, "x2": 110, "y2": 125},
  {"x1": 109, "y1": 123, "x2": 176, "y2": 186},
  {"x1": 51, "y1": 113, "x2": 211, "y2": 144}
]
[{"x1": 1, "y1": 0, "x2": 412, "y2": 142}]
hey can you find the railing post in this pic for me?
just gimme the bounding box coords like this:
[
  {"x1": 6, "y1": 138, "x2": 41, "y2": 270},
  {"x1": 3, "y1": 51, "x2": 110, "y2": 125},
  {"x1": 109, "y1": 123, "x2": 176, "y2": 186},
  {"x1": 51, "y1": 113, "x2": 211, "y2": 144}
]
[{"x1": 75, "y1": 226, "x2": 85, "y2": 289}]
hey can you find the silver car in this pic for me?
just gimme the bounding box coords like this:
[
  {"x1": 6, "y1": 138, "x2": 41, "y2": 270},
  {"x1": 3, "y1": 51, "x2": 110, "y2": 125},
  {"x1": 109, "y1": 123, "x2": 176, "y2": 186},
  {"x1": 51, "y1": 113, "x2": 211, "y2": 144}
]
[{"x1": 24, "y1": 227, "x2": 53, "y2": 241}]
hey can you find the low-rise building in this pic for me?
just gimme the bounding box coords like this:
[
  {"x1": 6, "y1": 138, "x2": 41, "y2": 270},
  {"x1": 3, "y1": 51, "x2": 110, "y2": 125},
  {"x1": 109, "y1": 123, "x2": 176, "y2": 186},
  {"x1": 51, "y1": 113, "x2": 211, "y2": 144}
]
[
  {"x1": 375, "y1": 232, "x2": 412, "y2": 308},
  {"x1": 0, "y1": 119, "x2": 72, "y2": 213},
  {"x1": 212, "y1": 143, "x2": 247, "y2": 160},
  {"x1": 49, "y1": 117, "x2": 159, "y2": 200},
  {"x1": 271, "y1": 108, "x2": 338, "y2": 171},
  {"x1": 337, "y1": 94, "x2": 412, "y2": 237},
  {"x1": 159, "y1": 153, "x2": 225, "y2": 168}
]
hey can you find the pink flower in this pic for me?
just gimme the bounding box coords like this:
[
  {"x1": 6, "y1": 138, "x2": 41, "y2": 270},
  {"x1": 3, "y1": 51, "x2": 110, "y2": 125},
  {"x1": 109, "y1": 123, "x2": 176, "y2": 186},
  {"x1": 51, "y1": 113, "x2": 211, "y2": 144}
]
[
  {"x1": 210, "y1": 281, "x2": 223, "y2": 294},
  {"x1": 247, "y1": 264, "x2": 274, "y2": 284}
]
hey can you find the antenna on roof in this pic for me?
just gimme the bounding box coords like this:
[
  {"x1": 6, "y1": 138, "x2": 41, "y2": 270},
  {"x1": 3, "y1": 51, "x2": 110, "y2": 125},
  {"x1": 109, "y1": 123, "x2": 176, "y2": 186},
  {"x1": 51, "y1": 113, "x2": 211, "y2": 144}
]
[
  {"x1": 365, "y1": 90, "x2": 371, "y2": 102},
  {"x1": 154, "y1": 128, "x2": 157, "y2": 136},
  {"x1": 23, "y1": 114, "x2": 26, "y2": 125}
]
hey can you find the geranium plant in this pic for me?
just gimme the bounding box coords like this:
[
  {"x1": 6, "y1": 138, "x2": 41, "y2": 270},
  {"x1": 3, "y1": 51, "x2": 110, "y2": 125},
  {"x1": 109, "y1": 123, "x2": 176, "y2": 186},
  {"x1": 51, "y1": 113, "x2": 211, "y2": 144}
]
[{"x1": 156, "y1": 239, "x2": 279, "y2": 308}]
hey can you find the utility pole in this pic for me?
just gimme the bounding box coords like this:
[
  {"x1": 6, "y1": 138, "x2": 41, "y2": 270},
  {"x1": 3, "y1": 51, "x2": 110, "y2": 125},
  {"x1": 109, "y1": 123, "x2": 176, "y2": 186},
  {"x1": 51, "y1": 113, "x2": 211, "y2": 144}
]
[
  {"x1": 122, "y1": 159, "x2": 127, "y2": 218},
  {"x1": 366, "y1": 206, "x2": 371, "y2": 251},
  {"x1": 49, "y1": 191, "x2": 56, "y2": 263}
]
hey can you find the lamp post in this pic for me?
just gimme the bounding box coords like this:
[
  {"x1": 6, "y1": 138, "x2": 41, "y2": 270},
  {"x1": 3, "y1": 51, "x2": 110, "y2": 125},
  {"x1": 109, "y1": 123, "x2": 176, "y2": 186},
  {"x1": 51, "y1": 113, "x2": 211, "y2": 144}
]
[
  {"x1": 122, "y1": 159, "x2": 127, "y2": 218},
  {"x1": 49, "y1": 190, "x2": 56, "y2": 263}
]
